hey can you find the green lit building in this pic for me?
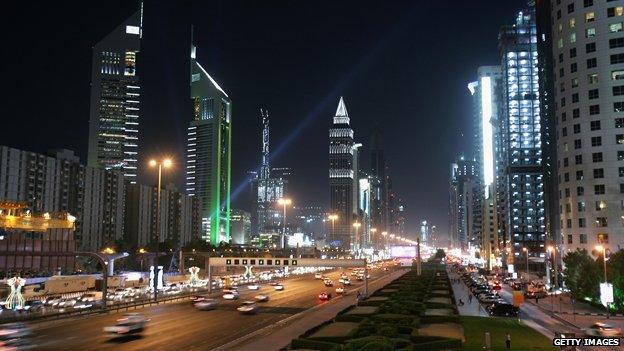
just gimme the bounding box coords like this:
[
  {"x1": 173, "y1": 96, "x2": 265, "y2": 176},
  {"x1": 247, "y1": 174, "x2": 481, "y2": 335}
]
[{"x1": 186, "y1": 43, "x2": 232, "y2": 245}]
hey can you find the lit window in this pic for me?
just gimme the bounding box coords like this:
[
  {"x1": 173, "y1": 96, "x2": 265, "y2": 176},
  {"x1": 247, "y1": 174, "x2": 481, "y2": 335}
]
[
  {"x1": 569, "y1": 18, "x2": 576, "y2": 28},
  {"x1": 610, "y1": 22, "x2": 623, "y2": 32},
  {"x1": 585, "y1": 12, "x2": 595, "y2": 22},
  {"x1": 585, "y1": 28, "x2": 596, "y2": 38}
]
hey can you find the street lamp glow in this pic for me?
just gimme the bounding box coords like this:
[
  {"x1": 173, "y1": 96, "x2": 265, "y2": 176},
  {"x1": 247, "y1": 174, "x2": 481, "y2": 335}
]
[
  {"x1": 522, "y1": 247, "x2": 528, "y2": 252},
  {"x1": 381, "y1": 231, "x2": 387, "y2": 236},
  {"x1": 595, "y1": 245, "x2": 604, "y2": 252},
  {"x1": 328, "y1": 214, "x2": 338, "y2": 220},
  {"x1": 102, "y1": 247, "x2": 115, "y2": 255},
  {"x1": 352, "y1": 222, "x2": 361, "y2": 228},
  {"x1": 149, "y1": 159, "x2": 157, "y2": 167},
  {"x1": 546, "y1": 246, "x2": 554, "y2": 252},
  {"x1": 278, "y1": 198, "x2": 292, "y2": 206},
  {"x1": 163, "y1": 158, "x2": 173, "y2": 168}
]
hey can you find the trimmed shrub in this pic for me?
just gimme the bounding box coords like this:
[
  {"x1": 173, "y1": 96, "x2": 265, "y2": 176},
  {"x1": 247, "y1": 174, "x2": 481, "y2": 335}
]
[
  {"x1": 371, "y1": 314, "x2": 414, "y2": 325},
  {"x1": 359, "y1": 341, "x2": 393, "y2": 351},
  {"x1": 419, "y1": 315, "x2": 461, "y2": 324},
  {"x1": 335, "y1": 314, "x2": 367, "y2": 323},
  {"x1": 291, "y1": 338, "x2": 342, "y2": 351}
]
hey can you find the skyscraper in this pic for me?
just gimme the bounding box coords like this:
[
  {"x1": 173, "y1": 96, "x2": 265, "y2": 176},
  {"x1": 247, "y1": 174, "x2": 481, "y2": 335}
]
[
  {"x1": 186, "y1": 41, "x2": 232, "y2": 245},
  {"x1": 370, "y1": 128, "x2": 388, "y2": 235},
  {"x1": 497, "y1": 6, "x2": 547, "y2": 269},
  {"x1": 87, "y1": 5, "x2": 143, "y2": 183},
  {"x1": 540, "y1": 0, "x2": 624, "y2": 254},
  {"x1": 449, "y1": 157, "x2": 480, "y2": 251},
  {"x1": 329, "y1": 97, "x2": 357, "y2": 249}
]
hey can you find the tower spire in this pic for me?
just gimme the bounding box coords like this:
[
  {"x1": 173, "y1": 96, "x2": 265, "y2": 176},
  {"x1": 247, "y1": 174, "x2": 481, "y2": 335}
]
[
  {"x1": 260, "y1": 109, "x2": 270, "y2": 180},
  {"x1": 333, "y1": 96, "x2": 350, "y2": 125}
]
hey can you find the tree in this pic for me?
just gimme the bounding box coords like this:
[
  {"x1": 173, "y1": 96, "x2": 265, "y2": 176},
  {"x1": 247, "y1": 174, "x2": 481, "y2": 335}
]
[
  {"x1": 562, "y1": 249, "x2": 601, "y2": 301},
  {"x1": 607, "y1": 249, "x2": 624, "y2": 310},
  {"x1": 434, "y1": 249, "x2": 446, "y2": 260}
]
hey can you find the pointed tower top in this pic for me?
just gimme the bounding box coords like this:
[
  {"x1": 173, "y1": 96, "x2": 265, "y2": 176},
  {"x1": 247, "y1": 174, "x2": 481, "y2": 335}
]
[{"x1": 335, "y1": 96, "x2": 349, "y2": 117}]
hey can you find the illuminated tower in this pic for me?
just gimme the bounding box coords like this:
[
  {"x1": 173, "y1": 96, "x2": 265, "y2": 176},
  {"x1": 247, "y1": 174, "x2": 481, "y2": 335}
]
[
  {"x1": 260, "y1": 109, "x2": 270, "y2": 180},
  {"x1": 329, "y1": 97, "x2": 357, "y2": 249},
  {"x1": 186, "y1": 40, "x2": 232, "y2": 245},
  {"x1": 87, "y1": 4, "x2": 143, "y2": 183}
]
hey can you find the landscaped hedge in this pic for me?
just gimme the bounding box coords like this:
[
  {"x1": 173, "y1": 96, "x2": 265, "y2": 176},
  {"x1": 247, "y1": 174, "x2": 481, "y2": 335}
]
[
  {"x1": 334, "y1": 314, "x2": 367, "y2": 323},
  {"x1": 419, "y1": 315, "x2": 461, "y2": 324},
  {"x1": 291, "y1": 338, "x2": 342, "y2": 351}
]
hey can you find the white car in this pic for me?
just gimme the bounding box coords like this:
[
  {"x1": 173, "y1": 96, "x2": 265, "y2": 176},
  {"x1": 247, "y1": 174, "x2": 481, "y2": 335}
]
[
  {"x1": 254, "y1": 294, "x2": 270, "y2": 302},
  {"x1": 274, "y1": 284, "x2": 284, "y2": 291},
  {"x1": 223, "y1": 292, "x2": 239, "y2": 300},
  {"x1": 343, "y1": 279, "x2": 351, "y2": 286},
  {"x1": 248, "y1": 284, "x2": 260, "y2": 290},
  {"x1": 335, "y1": 287, "x2": 345, "y2": 294},
  {"x1": 314, "y1": 273, "x2": 322, "y2": 279},
  {"x1": 585, "y1": 323, "x2": 623, "y2": 337},
  {"x1": 103, "y1": 313, "x2": 148, "y2": 337},
  {"x1": 195, "y1": 299, "x2": 218, "y2": 310},
  {"x1": 237, "y1": 301, "x2": 258, "y2": 314}
]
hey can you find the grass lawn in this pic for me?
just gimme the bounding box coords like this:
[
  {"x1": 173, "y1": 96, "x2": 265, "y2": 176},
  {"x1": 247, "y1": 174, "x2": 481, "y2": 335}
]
[{"x1": 460, "y1": 316, "x2": 556, "y2": 351}]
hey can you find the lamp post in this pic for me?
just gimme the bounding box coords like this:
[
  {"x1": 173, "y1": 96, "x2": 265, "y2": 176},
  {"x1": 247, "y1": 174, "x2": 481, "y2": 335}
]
[
  {"x1": 352, "y1": 222, "x2": 361, "y2": 253},
  {"x1": 328, "y1": 214, "x2": 338, "y2": 241},
  {"x1": 370, "y1": 228, "x2": 377, "y2": 249},
  {"x1": 522, "y1": 247, "x2": 529, "y2": 279},
  {"x1": 547, "y1": 245, "x2": 557, "y2": 289},
  {"x1": 149, "y1": 158, "x2": 172, "y2": 251},
  {"x1": 278, "y1": 198, "x2": 292, "y2": 250}
]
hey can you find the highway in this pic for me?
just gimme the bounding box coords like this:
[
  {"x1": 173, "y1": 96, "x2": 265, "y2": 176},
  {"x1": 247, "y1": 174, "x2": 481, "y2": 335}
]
[{"x1": 29, "y1": 268, "x2": 386, "y2": 350}]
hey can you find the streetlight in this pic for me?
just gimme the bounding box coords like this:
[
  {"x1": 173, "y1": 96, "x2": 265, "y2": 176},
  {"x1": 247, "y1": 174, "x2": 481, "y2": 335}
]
[
  {"x1": 595, "y1": 245, "x2": 608, "y2": 283},
  {"x1": 101, "y1": 247, "x2": 115, "y2": 255},
  {"x1": 547, "y1": 245, "x2": 558, "y2": 288},
  {"x1": 522, "y1": 247, "x2": 529, "y2": 278},
  {"x1": 277, "y1": 198, "x2": 292, "y2": 249},
  {"x1": 352, "y1": 222, "x2": 361, "y2": 251},
  {"x1": 328, "y1": 214, "x2": 338, "y2": 239},
  {"x1": 149, "y1": 158, "x2": 173, "y2": 250},
  {"x1": 370, "y1": 228, "x2": 377, "y2": 248}
]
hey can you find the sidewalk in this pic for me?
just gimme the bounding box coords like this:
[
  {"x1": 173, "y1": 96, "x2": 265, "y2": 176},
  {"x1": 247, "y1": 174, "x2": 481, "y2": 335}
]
[
  {"x1": 525, "y1": 293, "x2": 624, "y2": 317},
  {"x1": 215, "y1": 269, "x2": 408, "y2": 351},
  {"x1": 447, "y1": 269, "x2": 487, "y2": 317}
]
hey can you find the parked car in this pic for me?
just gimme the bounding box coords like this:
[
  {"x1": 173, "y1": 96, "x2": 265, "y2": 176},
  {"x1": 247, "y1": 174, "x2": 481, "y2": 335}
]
[
  {"x1": 488, "y1": 303, "x2": 519, "y2": 317},
  {"x1": 584, "y1": 323, "x2": 623, "y2": 337}
]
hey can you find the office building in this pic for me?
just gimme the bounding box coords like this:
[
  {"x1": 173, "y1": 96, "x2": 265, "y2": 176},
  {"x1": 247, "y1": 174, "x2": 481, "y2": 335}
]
[
  {"x1": 230, "y1": 209, "x2": 251, "y2": 245},
  {"x1": 87, "y1": 5, "x2": 143, "y2": 183},
  {"x1": 449, "y1": 157, "x2": 480, "y2": 251},
  {"x1": 186, "y1": 41, "x2": 232, "y2": 245},
  {"x1": 329, "y1": 97, "x2": 358, "y2": 249},
  {"x1": 497, "y1": 6, "x2": 547, "y2": 270},
  {"x1": 541, "y1": 0, "x2": 624, "y2": 254},
  {"x1": 370, "y1": 128, "x2": 388, "y2": 235}
]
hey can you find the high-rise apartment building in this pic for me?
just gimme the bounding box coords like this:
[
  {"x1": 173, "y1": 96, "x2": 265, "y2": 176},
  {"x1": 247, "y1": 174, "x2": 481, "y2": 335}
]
[
  {"x1": 449, "y1": 157, "x2": 480, "y2": 251},
  {"x1": 87, "y1": 5, "x2": 142, "y2": 183},
  {"x1": 497, "y1": 6, "x2": 547, "y2": 269},
  {"x1": 541, "y1": 0, "x2": 624, "y2": 254},
  {"x1": 329, "y1": 97, "x2": 358, "y2": 249},
  {"x1": 186, "y1": 42, "x2": 232, "y2": 245}
]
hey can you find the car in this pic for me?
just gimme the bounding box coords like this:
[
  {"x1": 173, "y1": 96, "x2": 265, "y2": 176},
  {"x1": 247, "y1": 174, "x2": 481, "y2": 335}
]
[
  {"x1": 274, "y1": 284, "x2": 284, "y2": 291},
  {"x1": 324, "y1": 280, "x2": 333, "y2": 287},
  {"x1": 58, "y1": 298, "x2": 77, "y2": 308},
  {"x1": 338, "y1": 278, "x2": 345, "y2": 284},
  {"x1": 342, "y1": 279, "x2": 351, "y2": 286},
  {"x1": 24, "y1": 300, "x2": 45, "y2": 312},
  {"x1": 488, "y1": 303, "x2": 519, "y2": 317},
  {"x1": 190, "y1": 294, "x2": 210, "y2": 302},
  {"x1": 80, "y1": 293, "x2": 97, "y2": 302},
  {"x1": 335, "y1": 287, "x2": 345, "y2": 294},
  {"x1": 0, "y1": 323, "x2": 33, "y2": 349},
  {"x1": 585, "y1": 323, "x2": 623, "y2": 337},
  {"x1": 223, "y1": 292, "x2": 239, "y2": 300},
  {"x1": 248, "y1": 284, "x2": 260, "y2": 290},
  {"x1": 314, "y1": 273, "x2": 322, "y2": 279},
  {"x1": 318, "y1": 292, "x2": 332, "y2": 300},
  {"x1": 237, "y1": 301, "x2": 258, "y2": 314},
  {"x1": 103, "y1": 313, "x2": 149, "y2": 337},
  {"x1": 269, "y1": 282, "x2": 280, "y2": 286},
  {"x1": 195, "y1": 299, "x2": 218, "y2": 310},
  {"x1": 254, "y1": 294, "x2": 270, "y2": 302}
]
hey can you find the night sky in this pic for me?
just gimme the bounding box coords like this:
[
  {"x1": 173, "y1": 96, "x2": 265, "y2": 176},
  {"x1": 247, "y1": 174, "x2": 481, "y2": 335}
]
[{"x1": 2, "y1": 0, "x2": 525, "y2": 238}]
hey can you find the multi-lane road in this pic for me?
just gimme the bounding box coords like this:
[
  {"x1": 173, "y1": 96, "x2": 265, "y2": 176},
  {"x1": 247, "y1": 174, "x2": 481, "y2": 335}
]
[{"x1": 29, "y1": 268, "x2": 386, "y2": 350}]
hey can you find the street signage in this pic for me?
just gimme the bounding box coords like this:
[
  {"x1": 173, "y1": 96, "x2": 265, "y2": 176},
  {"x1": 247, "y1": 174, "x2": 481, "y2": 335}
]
[
  {"x1": 210, "y1": 257, "x2": 367, "y2": 268},
  {"x1": 600, "y1": 282, "x2": 614, "y2": 306},
  {"x1": 512, "y1": 290, "x2": 524, "y2": 307}
]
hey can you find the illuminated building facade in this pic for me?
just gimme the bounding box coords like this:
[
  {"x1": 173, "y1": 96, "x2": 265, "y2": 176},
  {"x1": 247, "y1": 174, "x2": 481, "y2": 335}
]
[
  {"x1": 541, "y1": 0, "x2": 624, "y2": 254},
  {"x1": 449, "y1": 157, "x2": 479, "y2": 251},
  {"x1": 87, "y1": 5, "x2": 143, "y2": 183},
  {"x1": 329, "y1": 97, "x2": 358, "y2": 249},
  {"x1": 498, "y1": 6, "x2": 547, "y2": 268},
  {"x1": 230, "y1": 210, "x2": 251, "y2": 245},
  {"x1": 186, "y1": 42, "x2": 232, "y2": 245}
]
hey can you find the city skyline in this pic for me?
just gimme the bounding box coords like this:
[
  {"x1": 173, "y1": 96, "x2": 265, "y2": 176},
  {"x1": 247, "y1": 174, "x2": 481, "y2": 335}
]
[{"x1": 2, "y1": 1, "x2": 527, "y2": 237}]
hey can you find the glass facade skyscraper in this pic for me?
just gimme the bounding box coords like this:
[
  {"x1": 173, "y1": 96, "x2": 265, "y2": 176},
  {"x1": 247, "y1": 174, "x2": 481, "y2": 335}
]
[
  {"x1": 87, "y1": 5, "x2": 142, "y2": 183},
  {"x1": 498, "y1": 6, "x2": 547, "y2": 269},
  {"x1": 186, "y1": 43, "x2": 232, "y2": 245}
]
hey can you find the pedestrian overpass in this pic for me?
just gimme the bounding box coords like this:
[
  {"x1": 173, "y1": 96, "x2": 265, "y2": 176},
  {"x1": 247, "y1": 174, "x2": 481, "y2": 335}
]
[{"x1": 179, "y1": 254, "x2": 369, "y2": 295}]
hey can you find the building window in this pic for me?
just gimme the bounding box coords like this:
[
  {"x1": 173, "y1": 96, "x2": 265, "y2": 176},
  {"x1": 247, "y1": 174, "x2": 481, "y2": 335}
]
[
  {"x1": 586, "y1": 12, "x2": 595, "y2": 22},
  {"x1": 570, "y1": 47, "x2": 577, "y2": 58},
  {"x1": 562, "y1": 127, "x2": 568, "y2": 137},
  {"x1": 577, "y1": 186, "x2": 585, "y2": 196},
  {"x1": 565, "y1": 172, "x2": 570, "y2": 181},
  {"x1": 619, "y1": 151, "x2": 624, "y2": 160},
  {"x1": 619, "y1": 166, "x2": 624, "y2": 176},
  {"x1": 594, "y1": 184, "x2": 606, "y2": 194},
  {"x1": 572, "y1": 78, "x2": 579, "y2": 87},
  {"x1": 597, "y1": 233, "x2": 609, "y2": 244},
  {"x1": 596, "y1": 201, "x2": 607, "y2": 211},
  {"x1": 559, "y1": 53, "x2": 564, "y2": 63},
  {"x1": 594, "y1": 168, "x2": 604, "y2": 178},
  {"x1": 596, "y1": 217, "x2": 608, "y2": 227},
  {"x1": 558, "y1": 38, "x2": 564, "y2": 48},
  {"x1": 591, "y1": 136, "x2": 602, "y2": 146},
  {"x1": 573, "y1": 124, "x2": 581, "y2": 133},
  {"x1": 589, "y1": 89, "x2": 599, "y2": 99},
  {"x1": 611, "y1": 22, "x2": 624, "y2": 33},
  {"x1": 610, "y1": 37, "x2": 624, "y2": 49},
  {"x1": 616, "y1": 118, "x2": 624, "y2": 127},
  {"x1": 564, "y1": 157, "x2": 570, "y2": 167},
  {"x1": 579, "y1": 218, "x2": 586, "y2": 227},
  {"x1": 607, "y1": 6, "x2": 624, "y2": 17},
  {"x1": 614, "y1": 86, "x2": 624, "y2": 96},
  {"x1": 574, "y1": 139, "x2": 582, "y2": 149},
  {"x1": 576, "y1": 154, "x2": 584, "y2": 164},
  {"x1": 580, "y1": 234, "x2": 587, "y2": 244},
  {"x1": 571, "y1": 63, "x2": 578, "y2": 73},
  {"x1": 573, "y1": 93, "x2": 580, "y2": 103},
  {"x1": 587, "y1": 58, "x2": 598, "y2": 68},
  {"x1": 567, "y1": 219, "x2": 572, "y2": 228},
  {"x1": 589, "y1": 105, "x2": 600, "y2": 115},
  {"x1": 571, "y1": 32, "x2": 577, "y2": 43},
  {"x1": 568, "y1": 3, "x2": 575, "y2": 13},
  {"x1": 565, "y1": 188, "x2": 571, "y2": 197},
  {"x1": 590, "y1": 120, "x2": 601, "y2": 130},
  {"x1": 586, "y1": 42, "x2": 596, "y2": 53},
  {"x1": 586, "y1": 28, "x2": 596, "y2": 38},
  {"x1": 561, "y1": 97, "x2": 566, "y2": 106},
  {"x1": 567, "y1": 234, "x2": 573, "y2": 244},
  {"x1": 578, "y1": 201, "x2": 586, "y2": 211},
  {"x1": 621, "y1": 183, "x2": 624, "y2": 193},
  {"x1": 562, "y1": 112, "x2": 567, "y2": 122},
  {"x1": 573, "y1": 108, "x2": 580, "y2": 118},
  {"x1": 611, "y1": 53, "x2": 624, "y2": 64},
  {"x1": 560, "y1": 67, "x2": 565, "y2": 78},
  {"x1": 576, "y1": 170, "x2": 584, "y2": 180},
  {"x1": 589, "y1": 74, "x2": 599, "y2": 84},
  {"x1": 617, "y1": 134, "x2": 624, "y2": 144},
  {"x1": 592, "y1": 152, "x2": 603, "y2": 162},
  {"x1": 615, "y1": 102, "x2": 624, "y2": 112},
  {"x1": 614, "y1": 70, "x2": 624, "y2": 80},
  {"x1": 584, "y1": 0, "x2": 593, "y2": 7}
]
